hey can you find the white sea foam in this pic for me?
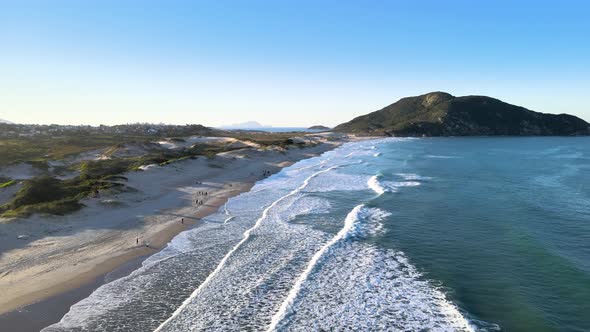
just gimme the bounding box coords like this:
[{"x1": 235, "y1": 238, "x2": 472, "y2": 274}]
[
  {"x1": 368, "y1": 174, "x2": 423, "y2": 196},
  {"x1": 396, "y1": 172, "x2": 433, "y2": 181},
  {"x1": 153, "y1": 199, "x2": 330, "y2": 331},
  {"x1": 385, "y1": 180, "x2": 421, "y2": 189},
  {"x1": 223, "y1": 202, "x2": 234, "y2": 223},
  {"x1": 277, "y1": 244, "x2": 476, "y2": 331},
  {"x1": 153, "y1": 165, "x2": 340, "y2": 332},
  {"x1": 138, "y1": 163, "x2": 159, "y2": 171},
  {"x1": 266, "y1": 204, "x2": 365, "y2": 331},
  {"x1": 285, "y1": 159, "x2": 330, "y2": 175},
  {"x1": 269, "y1": 206, "x2": 475, "y2": 332},
  {"x1": 280, "y1": 196, "x2": 331, "y2": 222},
  {"x1": 305, "y1": 171, "x2": 368, "y2": 192},
  {"x1": 368, "y1": 175, "x2": 388, "y2": 195},
  {"x1": 353, "y1": 207, "x2": 391, "y2": 238}
]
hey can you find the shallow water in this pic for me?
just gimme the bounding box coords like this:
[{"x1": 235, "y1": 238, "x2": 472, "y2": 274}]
[{"x1": 44, "y1": 137, "x2": 590, "y2": 331}]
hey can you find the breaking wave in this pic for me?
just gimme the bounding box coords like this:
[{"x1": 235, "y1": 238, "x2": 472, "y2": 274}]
[{"x1": 368, "y1": 174, "x2": 387, "y2": 195}]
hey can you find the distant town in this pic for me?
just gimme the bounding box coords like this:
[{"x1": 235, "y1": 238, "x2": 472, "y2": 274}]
[{"x1": 0, "y1": 122, "x2": 214, "y2": 138}]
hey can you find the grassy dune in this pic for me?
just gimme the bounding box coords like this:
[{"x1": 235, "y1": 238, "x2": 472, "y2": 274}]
[
  {"x1": 0, "y1": 135, "x2": 150, "y2": 167},
  {"x1": 0, "y1": 131, "x2": 310, "y2": 218}
]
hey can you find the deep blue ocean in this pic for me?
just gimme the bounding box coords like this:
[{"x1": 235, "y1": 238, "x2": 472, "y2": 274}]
[{"x1": 44, "y1": 137, "x2": 590, "y2": 331}]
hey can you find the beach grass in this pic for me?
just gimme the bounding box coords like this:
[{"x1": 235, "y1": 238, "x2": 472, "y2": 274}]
[
  {"x1": 0, "y1": 135, "x2": 151, "y2": 167},
  {"x1": 0, "y1": 143, "x2": 241, "y2": 217},
  {"x1": 0, "y1": 131, "x2": 303, "y2": 167},
  {"x1": 0, "y1": 131, "x2": 315, "y2": 218},
  {"x1": 0, "y1": 179, "x2": 17, "y2": 188},
  {"x1": 225, "y1": 132, "x2": 297, "y2": 148}
]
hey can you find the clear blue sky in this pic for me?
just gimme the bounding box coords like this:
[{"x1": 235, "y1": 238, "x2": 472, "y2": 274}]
[{"x1": 1, "y1": 0, "x2": 588, "y2": 126}]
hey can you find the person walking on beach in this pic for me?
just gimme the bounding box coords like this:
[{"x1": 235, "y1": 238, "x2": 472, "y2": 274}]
[
  {"x1": 181, "y1": 218, "x2": 184, "y2": 224},
  {"x1": 136, "y1": 237, "x2": 139, "y2": 245}
]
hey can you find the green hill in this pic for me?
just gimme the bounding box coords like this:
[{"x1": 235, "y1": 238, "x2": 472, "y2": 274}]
[
  {"x1": 308, "y1": 125, "x2": 331, "y2": 130},
  {"x1": 334, "y1": 92, "x2": 590, "y2": 136}
]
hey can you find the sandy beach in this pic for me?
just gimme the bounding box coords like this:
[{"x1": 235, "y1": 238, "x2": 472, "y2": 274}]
[{"x1": 0, "y1": 135, "x2": 351, "y2": 326}]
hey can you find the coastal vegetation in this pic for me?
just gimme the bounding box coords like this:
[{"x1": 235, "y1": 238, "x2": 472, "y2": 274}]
[
  {"x1": 0, "y1": 127, "x2": 300, "y2": 167},
  {"x1": 0, "y1": 178, "x2": 16, "y2": 188},
  {"x1": 1, "y1": 150, "x2": 207, "y2": 218},
  {"x1": 0, "y1": 176, "x2": 86, "y2": 217},
  {"x1": 0, "y1": 135, "x2": 148, "y2": 167},
  {"x1": 0, "y1": 127, "x2": 310, "y2": 218},
  {"x1": 224, "y1": 131, "x2": 300, "y2": 148}
]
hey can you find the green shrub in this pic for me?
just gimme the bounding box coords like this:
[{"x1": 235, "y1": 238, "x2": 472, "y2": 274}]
[
  {"x1": 0, "y1": 175, "x2": 114, "y2": 217},
  {"x1": 6, "y1": 176, "x2": 70, "y2": 209},
  {"x1": 2, "y1": 199, "x2": 84, "y2": 217},
  {"x1": 102, "y1": 175, "x2": 128, "y2": 182},
  {"x1": 27, "y1": 159, "x2": 50, "y2": 171},
  {"x1": 0, "y1": 134, "x2": 276, "y2": 218},
  {"x1": 79, "y1": 159, "x2": 132, "y2": 179},
  {"x1": 0, "y1": 180, "x2": 17, "y2": 188}
]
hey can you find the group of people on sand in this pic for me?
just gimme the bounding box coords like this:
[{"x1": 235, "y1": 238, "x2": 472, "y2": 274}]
[
  {"x1": 195, "y1": 190, "x2": 208, "y2": 205},
  {"x1": 135, "y1": 184, "x2": 213, "y2": 247}
]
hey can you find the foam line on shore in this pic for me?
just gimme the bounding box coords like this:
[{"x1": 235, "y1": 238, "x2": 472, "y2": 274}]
[
  {"x1": 222, "y1": 203, "x2": 234, "y2": 224},
  {"x1": 153, "y1": 165, "x2": 340, "y2": 332}
]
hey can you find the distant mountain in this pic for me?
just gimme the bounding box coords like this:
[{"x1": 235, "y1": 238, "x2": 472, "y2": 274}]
[
  {"x1": 220, "y1": 121, "x2": 265, "y2": 129},
  {"x1": 334, "y1": 92, "x2": 590, "y2": 136},
  {"x1": 308, "y1": 125, "x2": 331, "y2": 130},
  {"x1": 0, "y1": 119, "x2": 13, "y2": 124}
]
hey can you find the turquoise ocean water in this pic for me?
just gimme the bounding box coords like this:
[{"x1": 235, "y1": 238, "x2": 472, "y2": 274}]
[{"x1": 44, "y1": 137, "x2": 590, "y2": 331}]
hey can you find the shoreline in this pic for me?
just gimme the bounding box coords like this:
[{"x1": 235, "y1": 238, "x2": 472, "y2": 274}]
[
  {"x1": 0, "y1": 183, "x2": 252, "y2": 332},
  {"x1": 0, "y1": 253, "x2": 149, "y2": 332},
  {"x1": 0, "y1": 137, "x2": 354, "y2": 330},
  {"x1": 0, "y1": 177, "x2": 256, "y2": 315}
]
